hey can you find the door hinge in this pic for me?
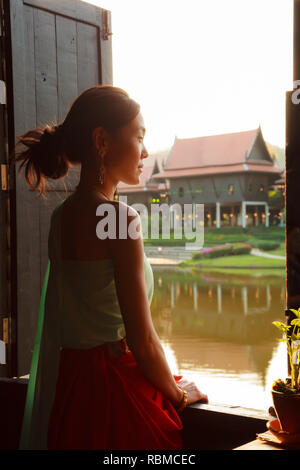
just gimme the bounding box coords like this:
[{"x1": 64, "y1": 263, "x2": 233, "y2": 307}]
[
  {"x1": 1, "y1": 163, "x2": 8, "y2": 190},
  {"x1": 102, "y1": 10, "x2": 113, "y2": 40}
]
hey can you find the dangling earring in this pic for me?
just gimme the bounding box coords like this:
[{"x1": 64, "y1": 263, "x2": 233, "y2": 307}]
[{"x1": 98, "y1": 147, "x2": 106, "y2": 184}]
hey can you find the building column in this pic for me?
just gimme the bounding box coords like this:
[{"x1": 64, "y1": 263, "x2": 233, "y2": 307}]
[
  {"x1": 216, "y1": 202, "x2": 221, "y2": 229},
  {"x1": 265, "y1": 203, "x2": 269, "y2": 228},
  {"x1": 241, "y1": 201, "x2": 247, "y2": 229}
]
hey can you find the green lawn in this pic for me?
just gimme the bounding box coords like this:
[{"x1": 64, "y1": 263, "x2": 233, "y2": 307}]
[
  {"x1": 179, "y1": 254, "x2": 285, "y2": 269},
  {"x1": 144, "y1": 227, "x2": 285, "y2": 248}
]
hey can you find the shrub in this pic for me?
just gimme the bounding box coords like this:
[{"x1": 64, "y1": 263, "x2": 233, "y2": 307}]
[
  {"x1": 256, "y1": 241, "x2": 281, "y2": 251},
  {"x1": 231, "y1": 243, "x2": 252, "y2": 255},
  {"x1": 191, "y1": 243, "x2": 252, "y2": 260}
]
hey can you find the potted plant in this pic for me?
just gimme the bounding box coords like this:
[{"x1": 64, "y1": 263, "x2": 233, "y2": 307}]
[{"x1": 272, "y1": 308, "x2": 300, "y2": 434}]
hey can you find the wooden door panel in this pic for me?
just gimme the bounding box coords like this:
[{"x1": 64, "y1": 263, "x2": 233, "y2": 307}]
[
  {"x1": 24, "y1": 0, "x2": 103, "y2": 26},
  {"x1": 34, "y1": 9, "x2": 58, "y2": 127},
  {"x1": 56, "y1": 15, "x2": 78, "y2": 121},
  {"x1": 7, "y1": 0, "x2": 112, "y2": 376},
  {"x1": 77, "y1": 22, "x2": 100, "y2": 93}
]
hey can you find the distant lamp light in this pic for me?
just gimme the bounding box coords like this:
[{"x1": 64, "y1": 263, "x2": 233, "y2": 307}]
[{"x1": 230, "y1": 213, "x2": 233, "y2": 217}]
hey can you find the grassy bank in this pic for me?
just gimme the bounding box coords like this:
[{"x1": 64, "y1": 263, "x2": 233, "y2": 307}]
[
  {"x1": 180, "y1": 254, "x2": 285, "y2": 269},
  {"x1": 144, "y1": 226, "x2": 285, "y2": 247},
  {"x1": 178, "y1": 253, "x2": 285, "y2": 276},
  {"x1": 145, "y1": 226, "x2": 286, "y2": 275}
]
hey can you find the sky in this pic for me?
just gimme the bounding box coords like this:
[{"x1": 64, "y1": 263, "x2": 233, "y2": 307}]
[{"x1": 83, "y1": 0, "x2": 293, "y2": 154}]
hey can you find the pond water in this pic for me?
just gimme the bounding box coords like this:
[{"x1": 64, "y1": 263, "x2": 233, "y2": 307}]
[{"x1": 150, "y1": 266, "x2": 287, "y2": 412}]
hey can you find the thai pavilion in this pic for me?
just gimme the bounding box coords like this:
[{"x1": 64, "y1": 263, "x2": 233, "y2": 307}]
[{"x1": 151, "y1": 126, "x2": 283, "y2": 228}]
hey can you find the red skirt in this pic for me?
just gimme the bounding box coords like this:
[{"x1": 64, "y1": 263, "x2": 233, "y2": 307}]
[{"x1": 47, "y1": 338, "x2": 183, "y2": 450}]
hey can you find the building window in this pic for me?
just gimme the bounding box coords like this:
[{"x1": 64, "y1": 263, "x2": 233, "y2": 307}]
[
  {"x1": 178, "y1": 187, "x2": 184, "y2": 197},
  {"x1": 228, "y1": 184, "x2": 234, "y2": 195}
]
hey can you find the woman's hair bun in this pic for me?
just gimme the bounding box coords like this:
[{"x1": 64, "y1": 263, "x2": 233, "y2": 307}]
[
  {"x1": 11, "y1": 123, "x2": 70, "y2": 197},
  {"x1": 41, "y1": 124, "x2": 65, "y2": 145}
]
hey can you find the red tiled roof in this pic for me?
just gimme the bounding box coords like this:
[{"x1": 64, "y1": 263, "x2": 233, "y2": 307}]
[
  {"x1": 164, "y1": 129, "x2": 259, "y2": 170},
  {"x1": 152, "y1": 128, "x2": 281, "y2": 179}
]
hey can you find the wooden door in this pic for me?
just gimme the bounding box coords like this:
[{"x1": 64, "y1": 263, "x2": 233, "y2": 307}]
[{"x1": 4, "y1": 0, "x2": 113, "y2": 377}]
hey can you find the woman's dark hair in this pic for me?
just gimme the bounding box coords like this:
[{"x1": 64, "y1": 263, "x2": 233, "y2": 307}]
[{"x1": 10, "y1": 85, "x2": 141, "y2": 196}]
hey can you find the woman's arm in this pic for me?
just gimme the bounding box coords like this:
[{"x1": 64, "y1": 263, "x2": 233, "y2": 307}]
[{"x1": 107, "y1": 203, "x2": 184, "y2": 408}]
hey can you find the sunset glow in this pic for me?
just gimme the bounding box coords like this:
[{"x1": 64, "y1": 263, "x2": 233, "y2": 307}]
[{"x1": 83, "y1": 0, "x2": 293, "y2": 154}]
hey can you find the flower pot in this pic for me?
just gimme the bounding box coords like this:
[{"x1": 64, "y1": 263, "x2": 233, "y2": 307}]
[{"x1": 272, "y1": 390, "x2": 300, "y2": 433}]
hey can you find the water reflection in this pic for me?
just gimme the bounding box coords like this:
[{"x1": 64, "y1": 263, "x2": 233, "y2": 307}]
[{"x1": 151, "y1": 267, "x2": 286, "y2": 411}]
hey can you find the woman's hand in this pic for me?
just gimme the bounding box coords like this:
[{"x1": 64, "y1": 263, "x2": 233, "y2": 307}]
[{"x1": 177, "y1": 378, "x2": 208, "y2": 405}]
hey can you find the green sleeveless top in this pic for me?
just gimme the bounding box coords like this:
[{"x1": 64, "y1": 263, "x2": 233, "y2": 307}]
[
  {"x1": 19, "y1": 199, "x2": 154, "y2": 449},
  {"x1": 49, "y1": 201, "x2": 154, "y2": 348}
]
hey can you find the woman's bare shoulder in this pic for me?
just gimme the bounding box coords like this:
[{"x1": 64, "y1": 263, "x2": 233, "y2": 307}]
[{"x1": 104, "y1": 201, "x2": 142, "y2": 259}]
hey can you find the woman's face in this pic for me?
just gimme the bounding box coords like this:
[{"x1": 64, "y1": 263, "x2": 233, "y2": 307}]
[{"x1": 104, "y1": 111, "x2": 149, "y2": 185}]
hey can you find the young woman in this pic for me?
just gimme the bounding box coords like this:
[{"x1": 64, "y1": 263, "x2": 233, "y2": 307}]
[{"x1": 13, "y1": 85, "x2": 208, "y2": 450}]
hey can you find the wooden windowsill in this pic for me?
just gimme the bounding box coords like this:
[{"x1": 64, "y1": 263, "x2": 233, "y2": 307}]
[
  {"x1": 181, "y1": 401, "x2": 272, "y2": 450},
  {"x1": 0, "y1": 377, "x2": 273, "y2": 450}
]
